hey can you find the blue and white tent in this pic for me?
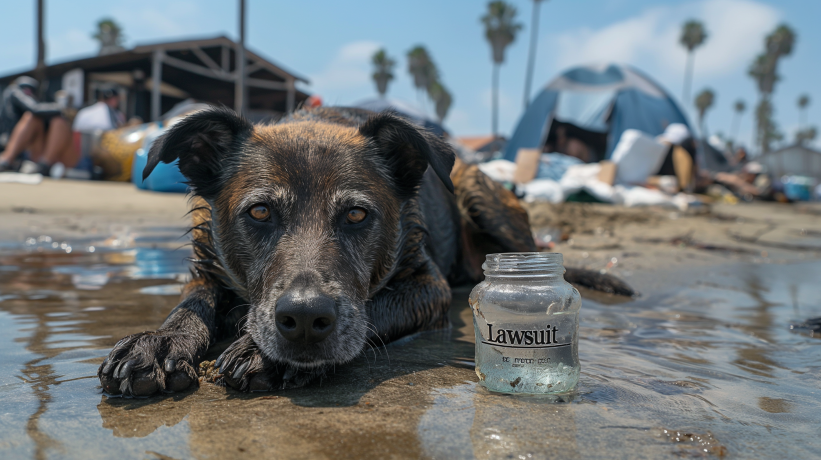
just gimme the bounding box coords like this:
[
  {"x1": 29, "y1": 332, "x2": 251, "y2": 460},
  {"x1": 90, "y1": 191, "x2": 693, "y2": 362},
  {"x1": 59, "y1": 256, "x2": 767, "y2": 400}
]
[{"x1": 504, "y1": 63, "x2": 691, "y2": 161}]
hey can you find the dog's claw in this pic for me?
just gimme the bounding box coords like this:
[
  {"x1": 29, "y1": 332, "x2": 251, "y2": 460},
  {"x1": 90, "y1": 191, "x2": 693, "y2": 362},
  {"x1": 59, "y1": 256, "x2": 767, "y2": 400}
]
[
  {"x1": 115, "y1": 359, "x2": 136, "y2": 380},
  {"x1": 164, "y1": 358, "x2": 177, "y2": 373},
  {"x1": 232, "y1": 361, "x2": 250, "y2": 379}
]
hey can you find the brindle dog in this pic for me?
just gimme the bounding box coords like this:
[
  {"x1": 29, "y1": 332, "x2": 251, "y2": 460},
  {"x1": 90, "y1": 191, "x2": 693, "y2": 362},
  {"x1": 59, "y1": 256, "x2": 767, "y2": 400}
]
[{"x1": 97, "y1": 106, "x2": 633, "y2": 396}]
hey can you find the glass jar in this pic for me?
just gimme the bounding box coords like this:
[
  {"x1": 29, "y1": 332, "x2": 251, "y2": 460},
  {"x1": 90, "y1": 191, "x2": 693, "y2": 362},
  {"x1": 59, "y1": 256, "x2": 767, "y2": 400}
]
[{"x1": 469, "y1": 252, "x2": 581, "y2": 394}]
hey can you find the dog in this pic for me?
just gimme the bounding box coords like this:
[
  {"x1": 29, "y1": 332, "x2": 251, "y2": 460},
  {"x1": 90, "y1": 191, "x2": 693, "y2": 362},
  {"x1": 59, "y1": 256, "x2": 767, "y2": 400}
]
[{"x1": 98, "y1": 106, "x2": 633, "y2": 396}]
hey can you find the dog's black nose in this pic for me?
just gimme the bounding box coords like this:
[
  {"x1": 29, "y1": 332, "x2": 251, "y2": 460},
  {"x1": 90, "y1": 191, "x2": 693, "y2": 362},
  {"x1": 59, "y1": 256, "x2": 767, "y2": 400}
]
[{"x1": 275, "y1": 290, "x2": 337, "y2": 344}]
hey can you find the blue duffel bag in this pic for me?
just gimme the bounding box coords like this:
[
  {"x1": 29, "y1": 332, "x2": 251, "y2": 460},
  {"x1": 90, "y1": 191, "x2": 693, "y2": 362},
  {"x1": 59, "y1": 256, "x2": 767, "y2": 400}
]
[{"x1": 131, "y1": 124, "x2": 188, "y2": 193}]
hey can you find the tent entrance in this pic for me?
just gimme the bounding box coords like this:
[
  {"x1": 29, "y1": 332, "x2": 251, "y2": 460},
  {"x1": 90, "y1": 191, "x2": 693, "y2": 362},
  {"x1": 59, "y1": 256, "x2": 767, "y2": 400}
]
[{"x1": 543, "y1": 119, "x2": 609, "y2": 163}]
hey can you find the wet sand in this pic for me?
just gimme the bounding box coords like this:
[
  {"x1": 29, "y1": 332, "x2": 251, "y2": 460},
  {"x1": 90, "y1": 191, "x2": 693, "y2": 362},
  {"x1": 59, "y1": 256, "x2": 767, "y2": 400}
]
[{"x1": 1, "y1": 180, "x2": 821, "y2": 459}]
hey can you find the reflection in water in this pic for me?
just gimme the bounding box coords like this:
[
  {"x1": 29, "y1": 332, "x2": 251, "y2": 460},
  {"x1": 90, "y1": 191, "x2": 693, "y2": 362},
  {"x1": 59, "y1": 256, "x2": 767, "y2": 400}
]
[
  {"x1": 1, "y1": 231, "x2": 821, "y2": 458},
  {"x1": 732, "y1": 272, "x2": 779, "y2": 379},
  {"x1": 0, "y1": 231, "x2": 191, "y2": 459},
  {"x1": 469, "y1": 391, "x2": 579, "y2": 460},
  {"x1": 20, "y1": 332, "x2": 62, "y2": 460}
]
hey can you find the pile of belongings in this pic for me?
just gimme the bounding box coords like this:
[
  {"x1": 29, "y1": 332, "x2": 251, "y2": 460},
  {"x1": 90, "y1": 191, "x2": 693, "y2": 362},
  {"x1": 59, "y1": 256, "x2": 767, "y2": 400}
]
[{"x1": 478, "y1": 124, "x2": 701, "y2": 211}]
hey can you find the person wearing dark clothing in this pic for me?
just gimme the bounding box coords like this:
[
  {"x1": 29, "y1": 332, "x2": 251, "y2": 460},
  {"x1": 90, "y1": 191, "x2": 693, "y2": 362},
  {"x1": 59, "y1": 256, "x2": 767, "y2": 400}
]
[{"x1": 0, "y1": 76, "x2": 77, "y2": 172}]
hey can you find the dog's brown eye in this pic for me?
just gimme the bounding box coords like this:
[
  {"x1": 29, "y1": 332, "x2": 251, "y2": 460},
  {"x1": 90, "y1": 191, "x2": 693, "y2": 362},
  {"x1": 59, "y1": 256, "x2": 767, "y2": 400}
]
[
  {"x1": 248, "y1": 204, "x2": 271, "y2": 222},
  {"x1": 346, "y1": 208, "x2": 367, "y2": 224}
]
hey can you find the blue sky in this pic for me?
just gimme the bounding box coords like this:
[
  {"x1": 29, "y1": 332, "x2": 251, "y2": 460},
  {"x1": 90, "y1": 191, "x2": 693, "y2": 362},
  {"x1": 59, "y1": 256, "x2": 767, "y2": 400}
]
[{"x1": 0, "y1": 0, "x2": 819, "y2": 150}]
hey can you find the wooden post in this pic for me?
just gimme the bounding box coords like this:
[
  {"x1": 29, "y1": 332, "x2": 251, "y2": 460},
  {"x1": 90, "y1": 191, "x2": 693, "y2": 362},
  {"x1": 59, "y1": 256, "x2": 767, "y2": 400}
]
[
  {"x1": 221, "y1": 45, "x2": 229, "y2": 71},
  {"x1": 235, "y1": 0, "x2": 246, "y2": 115},
  {"x1": 35, "y1": 0, "x2": 47, "y2": 96},
  {"x1": 151, "y1": 50, "x2": 163, "y2": 121},
  {"x1": 286, "y1": 78, "x2": 295, "y2": 114}
]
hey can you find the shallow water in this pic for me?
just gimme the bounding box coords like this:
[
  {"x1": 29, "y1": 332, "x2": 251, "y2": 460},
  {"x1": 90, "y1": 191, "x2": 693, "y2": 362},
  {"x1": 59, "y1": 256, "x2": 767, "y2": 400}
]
[{"x1": 0, "y1": 228, "x2": 820, "y2": 459}]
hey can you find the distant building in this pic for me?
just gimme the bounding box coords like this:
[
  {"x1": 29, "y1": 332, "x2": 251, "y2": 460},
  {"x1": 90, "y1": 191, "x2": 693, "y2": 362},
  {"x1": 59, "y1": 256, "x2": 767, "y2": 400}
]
[
  {"x1": 758, "y1": 144, "x2": 821, "y2": 181},
  {"x1": 0, "y1": 35, "x2": 310, "y2": 123}
]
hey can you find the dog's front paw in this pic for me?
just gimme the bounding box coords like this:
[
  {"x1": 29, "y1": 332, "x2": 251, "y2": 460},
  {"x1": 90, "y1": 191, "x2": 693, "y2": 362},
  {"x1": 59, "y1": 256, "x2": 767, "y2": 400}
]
[
  {"x1": 97, "y1": 331, "x2": 201, "y2": 397},
  {"x1": 216, "y1": 334, "x2": 324, "y2": 392}
]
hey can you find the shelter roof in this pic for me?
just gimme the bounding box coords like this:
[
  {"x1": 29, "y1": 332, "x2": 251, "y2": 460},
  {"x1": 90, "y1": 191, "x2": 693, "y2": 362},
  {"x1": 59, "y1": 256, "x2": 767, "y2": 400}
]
[{"x1": 0, "y1": 35, "x2": 309, "y2": 85}]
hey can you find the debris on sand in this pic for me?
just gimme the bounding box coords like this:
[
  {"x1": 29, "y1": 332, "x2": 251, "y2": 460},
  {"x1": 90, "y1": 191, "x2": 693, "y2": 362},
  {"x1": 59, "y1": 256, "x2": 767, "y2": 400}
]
[
  {"x1": 657, "y1": 428, "x2": 728, "y2": 457},
  {"x1": 197, "y1": 360, "x2": 222, "y2": 384},
  {"x1": 789, "y1": 317, "x2": 821, "y2": 338},
  {"x1": 634, "y1": 232, "x2": 756, "y2": 255}
]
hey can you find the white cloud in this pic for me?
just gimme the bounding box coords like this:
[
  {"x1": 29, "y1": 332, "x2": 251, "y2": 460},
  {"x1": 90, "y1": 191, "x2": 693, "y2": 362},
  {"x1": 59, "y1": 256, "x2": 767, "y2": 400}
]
[
  {"x1": 553, "y1": 0, "x2": 780, "y2": 79},
  {"x1": 309, "y1": 41, "x2": 382, "y2": 93}
]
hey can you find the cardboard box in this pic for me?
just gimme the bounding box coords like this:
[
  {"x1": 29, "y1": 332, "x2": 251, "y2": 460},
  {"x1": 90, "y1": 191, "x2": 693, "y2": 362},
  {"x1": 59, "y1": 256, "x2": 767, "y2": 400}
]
[
  {"x1": 513, "y1": 148, "x2": 542, "y2": 184},
  {"x1": 597, "y1": 160, "x2": 617, "y2": 185}
]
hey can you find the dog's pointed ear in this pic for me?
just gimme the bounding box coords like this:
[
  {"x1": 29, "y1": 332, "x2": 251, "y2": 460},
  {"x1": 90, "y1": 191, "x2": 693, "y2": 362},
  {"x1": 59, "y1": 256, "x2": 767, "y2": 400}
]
[
  {"x1": 143, "y1": 106, "x2": 253, "y2": 192},
  {"x1": 359, "y1": 112, "x2": 455, "y2": 195}
]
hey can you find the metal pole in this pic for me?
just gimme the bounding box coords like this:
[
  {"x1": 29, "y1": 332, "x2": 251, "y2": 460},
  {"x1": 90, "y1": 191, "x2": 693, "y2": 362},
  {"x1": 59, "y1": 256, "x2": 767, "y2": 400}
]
[
  {"x1": 235, "y1": 0, "x2": 246, "y2": 115},
  {"x1": 523, "y1": 0, "x2": 543, "y2": 109},
  {"x1": 35, "y1": 0, "x2": 46, "y2": 96},
  {"x1": 151, "y1": 50, "x2": 162, "y2": 121}
]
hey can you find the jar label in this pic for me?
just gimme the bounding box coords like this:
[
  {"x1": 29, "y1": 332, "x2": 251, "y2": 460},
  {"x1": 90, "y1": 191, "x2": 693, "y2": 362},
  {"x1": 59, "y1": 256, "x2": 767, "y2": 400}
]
[{"x1": 482, "y1": 323, "x2": 571, "y2": 348}]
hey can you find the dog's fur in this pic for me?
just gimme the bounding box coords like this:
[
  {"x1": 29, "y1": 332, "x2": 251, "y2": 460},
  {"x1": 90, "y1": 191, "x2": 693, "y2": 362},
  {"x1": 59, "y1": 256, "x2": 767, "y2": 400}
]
[{"x1": 98, "y1": 106, "x2": 632, "y2": 396}]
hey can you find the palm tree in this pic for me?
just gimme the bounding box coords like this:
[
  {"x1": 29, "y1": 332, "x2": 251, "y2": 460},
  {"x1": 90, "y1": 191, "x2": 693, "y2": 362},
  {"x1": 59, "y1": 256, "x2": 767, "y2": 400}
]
[
  {"x1": 93, "y1": 18, "x2": 125, "y2": 56},
  {"x1": 482, "y1": 1, "x2": 522, "y2": 137},
  {"x1": 749, "y1": 24, "x2": 796, "y2": 153},
  {"x1": 798, "y1": 94, "x2": 810, "y2": 128},
  {"x1": 407, "y1": 46, "x2": 438, "y2": 110},
  {"x1": 694, "y1": 88, "x2": 715, "y2": 136},
  {"x1": 731, "y1": 100, "x2": 746, "y2": 145},
  {"x1": 371, "y1": 49, "x2": 395, "y2": 98},
  {"x1": 679, "y1": 20, "x2": 707, "y2": 106},
  {"x1": 427, "y1": 81, "x2": 453, "y2": 123},
  {"x1": 522, "y1": 0, "x2": 546, "y2": 109}
]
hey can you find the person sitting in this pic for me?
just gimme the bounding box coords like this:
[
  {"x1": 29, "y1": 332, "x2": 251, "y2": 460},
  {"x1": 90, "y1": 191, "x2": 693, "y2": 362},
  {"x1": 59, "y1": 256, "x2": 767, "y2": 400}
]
[
  {"x1": 655, "y1": 123, "x2": 697, "y2": 192},
  {"x1": 72, "y1": 84, "x2": 125, "y2": 134},
  {"x1": 0, "y1": 76, "x2": 71, "y2": 172}
]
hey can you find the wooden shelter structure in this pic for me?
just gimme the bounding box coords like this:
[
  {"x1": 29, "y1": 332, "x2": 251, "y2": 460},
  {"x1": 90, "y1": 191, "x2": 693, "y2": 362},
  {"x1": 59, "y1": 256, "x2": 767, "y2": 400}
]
[{"x1": 0, "y1": 35, "x2": 310, "y2": 122}]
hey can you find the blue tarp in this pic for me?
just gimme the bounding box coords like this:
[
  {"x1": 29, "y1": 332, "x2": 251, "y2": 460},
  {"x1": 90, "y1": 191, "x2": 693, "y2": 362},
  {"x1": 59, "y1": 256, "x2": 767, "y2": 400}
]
[{"x1": 504, "y1": 64, "x2": 691, "y2": 161}]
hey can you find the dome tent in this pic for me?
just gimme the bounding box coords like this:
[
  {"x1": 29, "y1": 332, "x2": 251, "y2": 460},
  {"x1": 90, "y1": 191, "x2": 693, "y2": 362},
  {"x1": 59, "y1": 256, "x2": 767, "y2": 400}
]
[{"x1": 504, "y1": 63, "x2": 691, "y2": 162}]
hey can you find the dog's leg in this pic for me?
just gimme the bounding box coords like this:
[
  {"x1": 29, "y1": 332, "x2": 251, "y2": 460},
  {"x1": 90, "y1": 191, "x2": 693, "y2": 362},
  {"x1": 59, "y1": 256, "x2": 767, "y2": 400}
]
[
  {"x1": 563, "y1": 267, "x2": 635, "y2": 296},
  {"x1": 367, "y1": 258, "x2": 452, "y2": 344},
  {"x1": 97, "y1": 277, "x2": 221, "y2": 396},
  {"x1": 452, "y1": 160, "x2": 635, "y2": 296}
]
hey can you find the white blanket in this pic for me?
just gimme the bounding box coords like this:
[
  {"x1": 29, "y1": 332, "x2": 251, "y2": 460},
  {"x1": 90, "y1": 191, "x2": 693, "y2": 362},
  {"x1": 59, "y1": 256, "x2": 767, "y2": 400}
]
[{"x1": 521, "y1": 163, "x2": 696, "y2": 210}]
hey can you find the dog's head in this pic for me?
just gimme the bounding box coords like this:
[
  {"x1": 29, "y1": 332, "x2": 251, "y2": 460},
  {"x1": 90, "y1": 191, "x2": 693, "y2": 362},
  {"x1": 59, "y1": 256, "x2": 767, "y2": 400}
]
[{"x1": 144, "y1": 106, "x2": 453, "y2": 368}]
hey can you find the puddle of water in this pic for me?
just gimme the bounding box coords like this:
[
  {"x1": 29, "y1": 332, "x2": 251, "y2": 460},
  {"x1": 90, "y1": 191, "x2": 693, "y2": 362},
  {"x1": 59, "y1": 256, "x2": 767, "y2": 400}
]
[{"x1": 0, "y1": 228, "x2": 820, "y2": 459}]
